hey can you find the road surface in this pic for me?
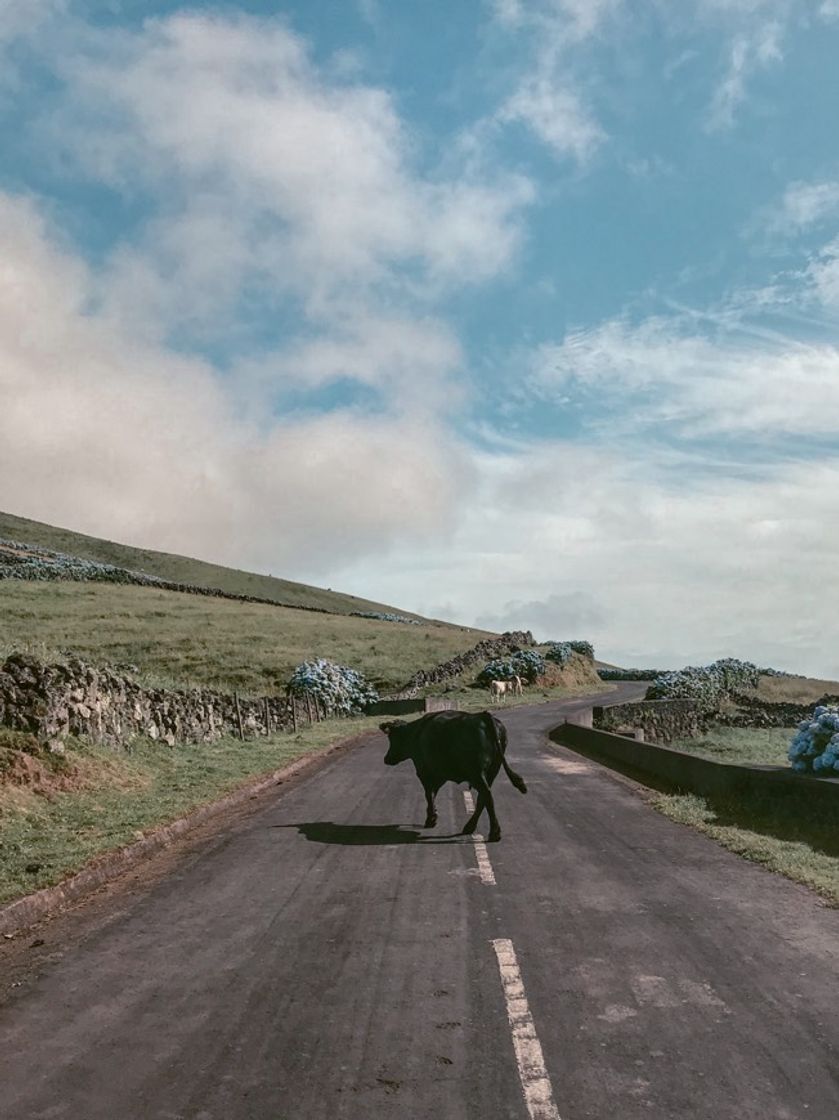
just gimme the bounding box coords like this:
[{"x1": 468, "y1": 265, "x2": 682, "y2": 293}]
[{"x1": 1, "y1": 685, "x2": 838, "y2": 1119}]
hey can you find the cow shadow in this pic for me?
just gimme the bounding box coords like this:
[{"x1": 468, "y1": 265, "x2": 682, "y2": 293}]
[{"x1": 276, "y1": 822, "x2": 464, "y2": 846}]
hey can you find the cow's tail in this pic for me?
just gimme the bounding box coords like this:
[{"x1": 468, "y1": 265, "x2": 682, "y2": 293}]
[{"x1": 482, "y1": 712, "x2": 528, "y2": 794}]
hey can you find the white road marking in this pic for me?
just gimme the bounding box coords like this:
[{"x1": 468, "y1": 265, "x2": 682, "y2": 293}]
[
  {"x1": 492, "y1": 938, "x2": 562, "y2": 1120},
  {"x1": 462, "y1": 790, "x2": 496, "y2": 885}
]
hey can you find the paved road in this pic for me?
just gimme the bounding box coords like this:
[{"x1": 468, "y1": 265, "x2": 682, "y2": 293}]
[{"x1": 2, "y1": 686, "x2": 839, "y2": 1119}]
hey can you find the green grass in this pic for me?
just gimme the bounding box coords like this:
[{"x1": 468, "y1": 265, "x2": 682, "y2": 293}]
[
  {"x1": 0, "y1": 508, "x2": 444, "y2": 619},
  {"x1": 668, "y1": 725, "x2": 794, "y2": 767},
  {"x1": 0, "y1": 581, "x2": 490, "y2": 694},
  {"x1": 641, "y1": 726, "x2": 839, "y2": 904},
  {"x1": 652, "y1": 790, "x2": 839, "y2": 906},
  {"x1": 0, "y1": 716, "x2": 382, "y2": 905}
]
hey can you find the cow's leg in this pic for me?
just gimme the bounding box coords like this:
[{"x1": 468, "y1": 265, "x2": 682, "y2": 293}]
[
  {"x1": 460, "y1": 788, "x2": 484, "y2": 835},
  {"x1": 474, "y1": 775, "x2": 501, "y2": 842},
  {"x1": 423, "y1": 782, "x2": 438, "y2": 829}
]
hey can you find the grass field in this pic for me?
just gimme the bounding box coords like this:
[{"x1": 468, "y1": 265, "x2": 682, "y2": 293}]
[
  {"x1": 751, "y1": 674, "x2": 839, "y2": 703},
  {"x1": 0, "y1": 508, "x2": 436, "y2": 618},
  {"x1": 0, "y1": 581, "x2": 491, "y2": 694},
  {"x1": 668, "y1": 725, "x2": 794, "y2": 767},
  {"x1": 0, "y1": 719, "x2": 382, "y2": 906}
]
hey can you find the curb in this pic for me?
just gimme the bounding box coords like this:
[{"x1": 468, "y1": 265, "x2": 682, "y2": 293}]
[{"x1": 0, "y1": 729, "x2": 374, "y2": 938}]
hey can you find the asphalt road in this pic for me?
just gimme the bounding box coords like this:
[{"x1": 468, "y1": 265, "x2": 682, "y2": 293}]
[{"x1": 2, "y1": 685, "x2": 839, "y2": 1120}]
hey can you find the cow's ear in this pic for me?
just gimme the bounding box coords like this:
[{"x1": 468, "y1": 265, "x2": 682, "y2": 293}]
[{"x1": 379, "y1": 721, "x2": 394, "y2": 734}]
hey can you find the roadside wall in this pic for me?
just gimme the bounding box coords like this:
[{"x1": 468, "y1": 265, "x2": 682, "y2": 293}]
[
  {"x1": 593, "y1": 699, "x2": 705, "y2": 742},
  {"x1": 718, "y1": 692, "x2": 839, "y2": 728},
  {"x1": 368, "y1": 697, "x2": 455, "y2": 717},
  {"x1": 554, "y1": 721, "x2": 839, "y2": 809},
  {"x1": 396, "y1": 630, "x2": 535, "y2": 696},
  {"x1": 0, "y1": 653, "x2": 292, "y2": 749}
]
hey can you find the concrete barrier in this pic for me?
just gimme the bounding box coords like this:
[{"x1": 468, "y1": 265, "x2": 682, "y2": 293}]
[
  {"x1": 553, "y1": 721, "x2": 839, "y2": 809},
  {"x1": 367, "y1": 696, "x2": 455, "y2": 717}
]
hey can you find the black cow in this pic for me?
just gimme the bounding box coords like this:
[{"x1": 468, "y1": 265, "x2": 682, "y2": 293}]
[{"x1": 380, "y1": 710, "x2": 527, "y2": 842}]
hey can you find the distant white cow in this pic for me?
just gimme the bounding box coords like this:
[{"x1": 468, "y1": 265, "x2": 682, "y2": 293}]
[{"x1": 489, "y1": 679, "x2": 509, "y2": 703}]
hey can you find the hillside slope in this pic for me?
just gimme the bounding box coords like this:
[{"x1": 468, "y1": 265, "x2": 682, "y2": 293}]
[
  {"x1": 0, "y1": 581, "x2": 492, "y2": 693},
  {"x1": 0, "y1": 510, "x2": 430, "y2": 619}
]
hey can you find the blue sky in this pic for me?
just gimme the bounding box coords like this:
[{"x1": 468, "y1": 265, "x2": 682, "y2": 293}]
[{"x1": 1, "y1": 1, "x2": 839, "y2": 676}]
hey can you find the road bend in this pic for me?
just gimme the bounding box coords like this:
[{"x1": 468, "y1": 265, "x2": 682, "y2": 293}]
[{"x1": 1, "y1": 683, "x2": 838, "y2": 1119}]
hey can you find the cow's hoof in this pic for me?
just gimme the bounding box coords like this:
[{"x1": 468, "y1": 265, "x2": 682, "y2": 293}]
[
  {"x1": 424, "y1": 818, "x2": 438, "y2": 829},
  {"x1": 487, "y1": 829, "x2": 501, "y2": 843}
]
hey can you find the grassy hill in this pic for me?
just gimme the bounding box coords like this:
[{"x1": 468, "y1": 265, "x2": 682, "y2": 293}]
[
  {"x1": 0, "y1": 509, "x2": 434, "y2": 619},
  {"x1": 0, "y1": 510, "x2": 498, "y2": 693},
  {"x1": 0, "y1": 581, "x2": 492, "y2": 694}
]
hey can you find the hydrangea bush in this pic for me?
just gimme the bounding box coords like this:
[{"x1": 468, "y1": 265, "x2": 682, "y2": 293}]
[
  {"x1": 0, "y1": 538, "x2": 164, "y2": 586},
  {"x1": 788, "y1": 705, "x2": 839, "y2": 775},
  {"x1": 477, "y1": 649, "x2": 546, "y2": 685},
  {"x1": 544, "y1": 640, "x2": 595, "y2": 665},
  {"x1": 545, "y1": 642, "x2": 573, "y2": 666},
  {"x1": 645, "y1": 658, "x2": 761, "y2": 711},
  {"x1": 287, "y1": 658, "x2": 379, "y2": 715}
]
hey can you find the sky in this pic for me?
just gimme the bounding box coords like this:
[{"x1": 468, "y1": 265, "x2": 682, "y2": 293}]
[{"x1": 1, "y1": 1, "x2": 838, "y2": 677}]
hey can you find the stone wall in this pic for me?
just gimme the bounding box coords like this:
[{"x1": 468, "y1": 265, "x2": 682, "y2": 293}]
[
  {"x1": 396, "y1": 631, "x2": 535, "y2": 696},
  {"x1": 593, "y1": 699, "x2": 706, "y2": 743},
  {"x1": 716, "y1": 692, "x2": 839, "y2": 729},
  {"x1": 0, "y1": 653, "x2": 293, "y2": 750}
]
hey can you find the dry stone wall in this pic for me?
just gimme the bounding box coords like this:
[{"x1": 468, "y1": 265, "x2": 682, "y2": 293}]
[
  {"x1": 717, "y1": 692, "x2": 839, "y2": 728},
  {"x1": 395, "y1": 631, "x2": 535, "y2": 696},
  {"x1": 593, "y1": 699, "x2": 706, "y2": 743},
  {"x1": 0, "y1": 653, "x2": 293, "y2": 750}
]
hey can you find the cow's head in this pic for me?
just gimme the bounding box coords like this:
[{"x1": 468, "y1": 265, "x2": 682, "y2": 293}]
[{"x1": 380, "y1": 720, "x2": 412, "y2": 766}]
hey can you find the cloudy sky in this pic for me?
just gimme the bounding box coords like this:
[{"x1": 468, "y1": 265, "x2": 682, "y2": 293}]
[{"x1": 2, "y1": 1, "x2": 838, "y2": 676}]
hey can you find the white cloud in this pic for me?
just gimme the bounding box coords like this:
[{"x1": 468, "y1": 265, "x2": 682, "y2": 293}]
[
  {"x1": 804, "y1": 237, "x2": 839, "y2": 311},
  {"x1": 234, "y1": 311, "x2": 465, "y2": 416},
  {"x1": 475, "y1": 591, "x2": 606, "y2": 636},
  {"x1": 498, "y1": 75, "x2": 605, "y2": 162},
  {"x1": 706, "y1": 19, "x2": 784, "y2": 131},
  {"x1": 490, "y1": 0, "x2": 620, "y2": 40},
  {"x1": 0, "y1": 0, "x2": 63, "y2": 43},
  {"x1": 51, "y1": 11, "x2": 531, "y2": 331},
  {"x1": 486, "y1": 0, "x2": 613, "y2": 163},
  {"x1": 0, "y1": 192, "x2": 473, "y2": 576},
  {"x1": 528, "y1": 312, "x2": 839, "y2": 437},
  {"x1": 768, "y1": 180, "x2": 839, "y2": 232},
  {"x1": 332, "y1": 440, "x2": 839, "y2": 678}
]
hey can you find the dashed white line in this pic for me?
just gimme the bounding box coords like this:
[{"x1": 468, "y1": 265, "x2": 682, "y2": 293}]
[
  {"x1": 492, "y1": 938, "x2": 562, "y2": 1120},
  {"x1": 462, "y1": 790, "x2": 496, "y2": 885}
]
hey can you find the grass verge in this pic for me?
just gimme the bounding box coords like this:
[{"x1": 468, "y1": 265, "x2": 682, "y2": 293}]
[
  {"x1": 0, "y1": 717, "x2": 380, "y2": 906},
  {"x1": 651, "y1": 789, "x2": 839, "y2": 906}
]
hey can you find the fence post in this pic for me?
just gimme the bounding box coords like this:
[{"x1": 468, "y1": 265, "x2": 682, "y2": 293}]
[
  {"x1": 234, "y1": 693, "x2": 245, "y2": 741},
  {"x1": 264, "y1": 697, "x2": 271, "y2": 735},
  {"x1": 305, "y1": 693, "x2": 314, "y2": 724},
  {"x1": 291, "y1": 696, "x2": 297, "y2": 733}
]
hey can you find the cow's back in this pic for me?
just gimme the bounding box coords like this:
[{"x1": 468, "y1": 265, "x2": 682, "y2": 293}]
[{"x1": 411, "y1": 710, "x2": 502, "y2": 785}]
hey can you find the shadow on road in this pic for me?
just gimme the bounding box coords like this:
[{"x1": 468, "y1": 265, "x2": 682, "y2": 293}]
[{"x1": 276, "y1": 822, "x2": 464, "y2": 846}]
